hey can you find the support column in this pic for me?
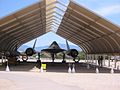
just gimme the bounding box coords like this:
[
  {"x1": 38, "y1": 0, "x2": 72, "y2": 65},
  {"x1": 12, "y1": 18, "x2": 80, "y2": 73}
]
[
  {"x1": 91, "y1": 54, "x2": 94, "y2": 64},
  {"x1": 86, "y1": 54, "x2": 88, "y2": 63},
  {"x1": 87, "y1": 54, "x2": 90, "y2": 63},
  {"x1": 91, "y1": 54, "x2": 93, "y2": 64},
  {"x1": 108, "y1": 55, "x2": 111, "y2": 67},
  {"x1": 1, "y1": 56, "x2": 4, "y2": 65},
  {"x1": 101, "y1": 54, "x2": 103, "y2": 67},
  {"x1": 95, "y1": 54, "x2": 98, "y2": 65},
  {"x1": 89, "y1": 54, "x2": 92, "y2": 63},
  {"x1": 85, "y1": 54, "x2": 87, "y2": 63},
  {"x1": 103, "y1": 54, "x2": 106, "y2": 66},
  {"x1": 93, "y1": 54, "x2": 95, "y2": 64},
  {"x1": 90, "y1": 54, "x2": 91, "y2": 63},
  {"x1": 114, "y1": 55, "x2": 117, "y2": 68}
]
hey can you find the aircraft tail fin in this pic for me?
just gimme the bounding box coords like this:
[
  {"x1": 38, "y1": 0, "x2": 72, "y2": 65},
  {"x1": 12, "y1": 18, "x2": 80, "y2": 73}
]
[
  {"x1": 33, "y1": 39, "x2": 37, "y2": 49},
  {"x1": 66, "y1": 40, "x2": 70, "y2": 50}
]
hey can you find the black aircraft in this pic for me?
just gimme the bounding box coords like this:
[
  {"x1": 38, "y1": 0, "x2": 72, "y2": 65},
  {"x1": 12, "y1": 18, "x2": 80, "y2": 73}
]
[
  {"x1": 1, "y1": 39, "x2": 38, "y2": 65},
  {"x1": 25, "y1": 39, "x2": 37, "y2": 56},
  {"x1": 65, "y1": 40, "x2": 79, "y2": 62},
  {"x1": 41, "y1": 40, "x2": 79, "y2": 63},
  {"x1": 41, "y1": 41, "x2": 65, "y2": 62},
  {"x1": 2, "y1": 45, "x2": 21, "y2": 65},
  {"x1": 22, "y1": 39, "x2": 37, "y2": 61}
]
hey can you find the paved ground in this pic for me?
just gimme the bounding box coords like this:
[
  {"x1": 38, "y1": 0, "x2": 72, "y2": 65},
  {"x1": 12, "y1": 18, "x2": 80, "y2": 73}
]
[
  {"x1": 0, "y1": 62, "x2": 120, "y2": 73},
  {"x1": 0, "y1": 61, "x2": 120, "y2": 90},
  {"x1": 0, "y1": 71, "x2": 120, "y2": 90}
]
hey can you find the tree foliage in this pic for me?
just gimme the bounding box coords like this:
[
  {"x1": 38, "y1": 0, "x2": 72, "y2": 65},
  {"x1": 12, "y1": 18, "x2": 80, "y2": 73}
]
[{"x1": 77, "y1": 51, "x2": 85, "y2": 60}]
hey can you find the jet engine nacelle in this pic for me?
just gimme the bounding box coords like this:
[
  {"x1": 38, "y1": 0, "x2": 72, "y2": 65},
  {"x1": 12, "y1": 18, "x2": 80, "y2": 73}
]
[
  {"x1": 25, "y1": 48, "x2": 35, "y2": 56},
  {"x1": 67, "y1": 49, "x2": 78, "y2": 58}
]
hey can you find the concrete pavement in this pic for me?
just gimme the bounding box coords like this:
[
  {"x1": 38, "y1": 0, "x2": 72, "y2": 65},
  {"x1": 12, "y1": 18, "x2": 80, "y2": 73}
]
[{"x1": 0, "y1": 71, "x2": 120, "y2": 90}]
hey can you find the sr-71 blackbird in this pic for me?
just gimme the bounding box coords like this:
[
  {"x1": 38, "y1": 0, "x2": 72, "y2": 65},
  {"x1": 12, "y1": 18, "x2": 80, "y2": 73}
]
[{"x1": 41, "y1": 40, "x2": 79, "y2": 63}]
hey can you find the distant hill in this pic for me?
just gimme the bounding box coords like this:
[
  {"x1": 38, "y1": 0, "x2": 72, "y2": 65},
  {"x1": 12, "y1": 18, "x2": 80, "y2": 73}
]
[{"x1": 18, "y1": 43, "x2": 81, "y2": 52}]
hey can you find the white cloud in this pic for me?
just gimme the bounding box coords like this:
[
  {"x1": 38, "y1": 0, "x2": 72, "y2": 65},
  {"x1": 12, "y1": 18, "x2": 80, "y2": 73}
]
[{"x1": 95, "y1": 4, "x2": 120, "y2": 16}]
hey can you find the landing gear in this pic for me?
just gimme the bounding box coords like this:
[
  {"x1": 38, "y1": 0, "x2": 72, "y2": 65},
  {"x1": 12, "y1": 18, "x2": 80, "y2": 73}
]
[
  {"x1": 62, "y1": 60, "x2": 66, "y2": 63},
  {"x1": 62, "y1": 52, "x2": 66, "y2": 63},
  {"x1": 22, "y1": 55, "x2": 28, "y2": 62},
  {"x1": 36, "y1": 52, "x2": 41, "y2": 69},
  {"x1": 73, "y1": 58, "x2": 80, "y2": 63}
]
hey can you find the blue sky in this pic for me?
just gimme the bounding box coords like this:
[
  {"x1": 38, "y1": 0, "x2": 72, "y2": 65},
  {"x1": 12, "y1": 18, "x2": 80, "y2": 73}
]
[{"x1": 0, "y1": 0, "x2": 120, "y2": 49}]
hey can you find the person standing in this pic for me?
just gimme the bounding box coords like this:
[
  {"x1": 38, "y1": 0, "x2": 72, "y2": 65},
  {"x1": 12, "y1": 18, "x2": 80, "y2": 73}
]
[
  {"x1": 100, "y1": 56, "x2": 103, "y2": 67},
  {"x1": 36, "y1": 52, "x2": 41, "y2": 69},
  {"x1": 98, "y1": 56, "x2": 101, "y2": 66}
]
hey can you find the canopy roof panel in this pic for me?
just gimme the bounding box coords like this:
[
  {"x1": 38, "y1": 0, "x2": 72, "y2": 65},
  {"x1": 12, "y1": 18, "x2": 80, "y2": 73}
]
[
  {"x1": 0, "y1": 0, "x2": 120, "y2": 54},
  {"x1": 0, "y1": 0, "x2": 47, "y2": 51},
  {"x1": 57, "y1": 1, "x2": 120, "y2": 54}
]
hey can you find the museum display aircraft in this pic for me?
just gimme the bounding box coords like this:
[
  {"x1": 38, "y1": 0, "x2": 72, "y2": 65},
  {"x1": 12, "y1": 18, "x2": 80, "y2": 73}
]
[
  {"x1": 22, "y1": 39, "x2": 38, "y2": 61},
  {"x1": 41, "y1": 40, "x2": 79, "y2": 63},
  {"x1": 0, "y1": 39, "x2": 38, "y2": 64},
  {"x1": 65, "y1": 40, "x2": 79, "y2": 62},
  {"x1": 41, "y1": 41, "x2": 65, "y2": 62}
]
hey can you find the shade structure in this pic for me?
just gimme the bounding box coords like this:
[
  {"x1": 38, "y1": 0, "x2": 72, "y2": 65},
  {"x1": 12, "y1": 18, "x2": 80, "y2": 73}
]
[
  {"x1": 57, "y1": 1, "x2": 120, "y2": 54},
  {"x1": 0, "y1": 0, "x2": 120, "y2": 54},
  {"x1": 0, "y1": 0, "x2": 46, "y2": 51}
]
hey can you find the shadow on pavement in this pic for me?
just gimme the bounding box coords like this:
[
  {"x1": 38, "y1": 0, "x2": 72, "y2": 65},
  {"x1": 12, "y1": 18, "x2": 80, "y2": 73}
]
[{"x1": 0, "y1": 62, "x2": 120, "y2": 73}]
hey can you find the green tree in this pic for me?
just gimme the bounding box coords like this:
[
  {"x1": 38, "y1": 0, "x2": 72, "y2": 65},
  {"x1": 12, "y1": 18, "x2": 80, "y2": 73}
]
[{"x1": 78, "y1": 51, "x2": 85, "y2": 60}]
